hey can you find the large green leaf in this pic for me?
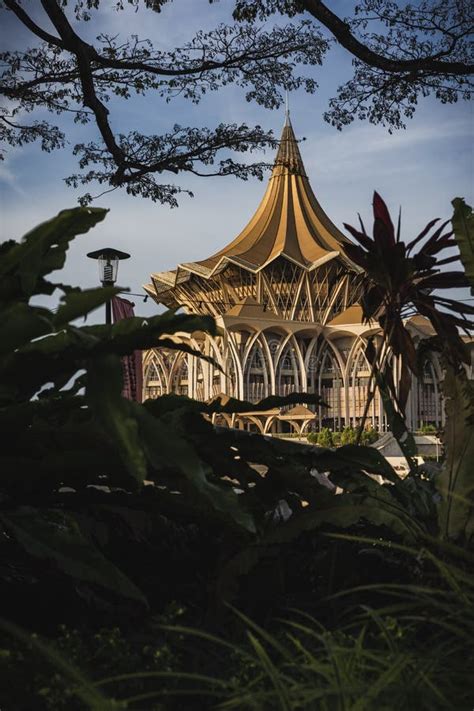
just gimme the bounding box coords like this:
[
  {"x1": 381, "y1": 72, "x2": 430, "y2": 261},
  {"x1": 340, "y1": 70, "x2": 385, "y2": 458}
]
[
  {"x1": 217, "y1": 493, "x2": 418, "y2": 600},
  {"x1": 0, "y1": 207, "x2": 107, "y2": 300},
  {"x1": 130, "y1": 401, "x2": 257, "y2": 534},
  {"x1": 204, "y1": 391, "x2": 327, "y2": 413},
  {"x1": 374, "y1": 368, "x2": 417, "y2": 469},
  {"x1": 3, "y1": 309, "x2": 217, "y2": 404},
  {"x1": 86, "y1": 354, "x2": 147, "y2": 484},
  {"x1": 0, "y1": 303, "x2": 52, "y2": 354},
  {"x1": 452, "y1": 197, "x2": 474, "y2": 294},
  {"x1": 330, "y1": 445, "x2": 400, "y2": 483},
  {"x1": 267, "y1": 496, "x2": 418, "y2": 543},
  {"x1": 0, "y1": 508, "x2": 147, "y2": 605},
  {"x1": 437, "y1": 364, "x2": 474, "y2": 541},
  {"x1": 19, "y1": 310, "x2": 215, "y2": 360},
  {"x1": 53, "y1": 286, "x2": 120, "y2": 327}
]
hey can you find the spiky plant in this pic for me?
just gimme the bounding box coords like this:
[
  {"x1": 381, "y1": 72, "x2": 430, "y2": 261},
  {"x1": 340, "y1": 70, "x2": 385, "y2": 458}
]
[{"x1": 343, "y1": 192, "x2": 473, "y2": 408}]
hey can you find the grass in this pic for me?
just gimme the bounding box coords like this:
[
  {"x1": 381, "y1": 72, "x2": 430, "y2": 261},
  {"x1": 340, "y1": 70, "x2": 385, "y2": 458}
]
[{"x1": 2, "y1": 538, "x2": 472, "y2": 710}]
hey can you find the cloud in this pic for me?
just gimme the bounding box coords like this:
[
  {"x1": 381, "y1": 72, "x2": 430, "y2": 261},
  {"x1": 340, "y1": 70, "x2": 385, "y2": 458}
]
[
  {"x1": 0, "y1": 155, "x2": 25, "y2": 196},
  {"x1": 302, "y1": 112, "x2": 474, "y2": 180}
]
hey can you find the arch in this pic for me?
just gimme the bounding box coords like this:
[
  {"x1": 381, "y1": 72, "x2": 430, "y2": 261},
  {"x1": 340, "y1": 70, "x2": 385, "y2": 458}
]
[
  {"x1": 143, "y1": 350, "x2": 169, "y2": 400},
  {"x1": 348, "y1": 341, "x2": 371, "y2": 427},
  {"x1": 415, "y1": 354, "x2": 443, "y2": 429},
  {"x1": 234, "y1": 414, "x2": 265, "y2": 434},
  {"x1": 279, "y1": 419, "x2": 302, "y2": 436},
  {"x1": 243, "y1": 331, "x2": 275, "y2": 400},
  {"x1": 263, "y1": 415, "x2": 279, "y2": 434},
  {"x1": 206, "y1": 335, "x2": 227, "y2": 400},
  {"x1": 275, "y1": 336, "x2": 301, "y2": 397},
  {"x1": 346, "y1": 339, "x2": 384, "y2": 430},
  {"x1": 308, "y1": 338, "x2": 345, "y2": 431},
  {"x1": 169, "y1": 351, "x2": 191, "y2": 397},
  {"x1": 226, "y1": 334, "x2": 244, "y2": 399},
  {"x1": 212, "y1": 412, "x2": 233, "y2": 428}
]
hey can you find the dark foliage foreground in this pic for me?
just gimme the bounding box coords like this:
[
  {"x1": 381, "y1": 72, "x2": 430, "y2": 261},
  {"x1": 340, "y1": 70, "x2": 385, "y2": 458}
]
[
  {"x1": 0, "y1": 198, "x2": 473, "y2": 709},
  {"x1": 2, "y1": 538, "x2": 473, "y2": 710}
]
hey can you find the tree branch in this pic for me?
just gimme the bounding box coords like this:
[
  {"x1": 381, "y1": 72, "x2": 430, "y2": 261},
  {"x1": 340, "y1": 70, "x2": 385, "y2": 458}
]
[
  {"x1": 3, "y1": 0, "x2": 64, "y2": 48},
  {"x1": 301, "y1": 0, "x2": 473, "y2": 75},
  {"x1": 40, "y1": 0, "x2": 126, "y2": 171}
]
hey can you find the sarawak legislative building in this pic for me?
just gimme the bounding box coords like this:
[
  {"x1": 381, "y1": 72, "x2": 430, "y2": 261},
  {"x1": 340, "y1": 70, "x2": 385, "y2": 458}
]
[{"x1": 142, "y1": 115, "x2": 445, "y2": 436}]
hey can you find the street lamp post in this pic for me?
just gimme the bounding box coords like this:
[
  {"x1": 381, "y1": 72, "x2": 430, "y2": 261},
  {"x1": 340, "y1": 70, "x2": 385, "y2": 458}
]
[{"x1": 87, "y1": 247, "x2": 131, "y2": 324}]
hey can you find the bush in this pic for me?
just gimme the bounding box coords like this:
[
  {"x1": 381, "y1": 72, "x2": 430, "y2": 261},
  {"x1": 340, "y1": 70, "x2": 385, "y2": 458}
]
[
  {"x1": 361, "y1": 426, "x2": 380, "y2": 445},
  {"x1": 3, "y1": 542, "x2": 473, "y2": 710},
  {"x1": 317, "y1": 427, "x2": 333, "y2": 448},
  {"x1": 340, "y1": 426, "x2": 358, "y2": 445},
  {"x1": 419, "y1": 424, "x2": 437, "y2": 434}
]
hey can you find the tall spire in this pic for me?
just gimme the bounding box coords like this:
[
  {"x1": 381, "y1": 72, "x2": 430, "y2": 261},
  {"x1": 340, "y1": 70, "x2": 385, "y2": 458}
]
[
  {"x1": 148, "y1": 115, "x2": 352, "y2": 294},
  {"x1": 284, "y1": 89, "x2": 290, "y2": 126},
  {"x1": 273, "y1": 111, "x2": 306, "y2": 177}
]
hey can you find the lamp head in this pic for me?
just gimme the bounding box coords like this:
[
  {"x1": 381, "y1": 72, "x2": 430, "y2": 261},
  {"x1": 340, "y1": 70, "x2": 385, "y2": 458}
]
[{"x1": 87, "y1": 247, "x2": 130, "y2": 285}]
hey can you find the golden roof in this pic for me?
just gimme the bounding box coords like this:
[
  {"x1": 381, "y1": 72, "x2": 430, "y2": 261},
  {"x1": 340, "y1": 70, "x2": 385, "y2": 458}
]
[
  {"x1": 148, "y1": 115, "x2": 354, "y2": 296},
  {"x1": 184, "y1": 116, "x2": 351, "y2": 275}
]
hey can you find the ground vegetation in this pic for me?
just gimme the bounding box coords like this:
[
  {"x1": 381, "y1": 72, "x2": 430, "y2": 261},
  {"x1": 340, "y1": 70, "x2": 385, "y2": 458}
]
[{"x1": 0, "y1": 195, "x2": 472, "y2": 708}]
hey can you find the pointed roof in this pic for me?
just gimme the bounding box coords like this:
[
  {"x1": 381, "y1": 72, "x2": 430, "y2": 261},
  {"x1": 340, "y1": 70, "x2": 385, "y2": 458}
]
[{"x1": 178, "y1": 117, "x2": 351, "y2": 276}]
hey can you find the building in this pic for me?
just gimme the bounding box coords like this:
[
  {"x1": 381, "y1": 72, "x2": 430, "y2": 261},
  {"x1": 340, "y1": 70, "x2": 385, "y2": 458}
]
[{"x1": 142, "y1": 114, "x2": 447, "y2": 435}]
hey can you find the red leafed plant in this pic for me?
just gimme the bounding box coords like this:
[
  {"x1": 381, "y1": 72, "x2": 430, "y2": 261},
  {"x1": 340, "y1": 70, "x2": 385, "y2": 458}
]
[{"x1": 343, "y1": 192, "x2": 473, "y2": 408}]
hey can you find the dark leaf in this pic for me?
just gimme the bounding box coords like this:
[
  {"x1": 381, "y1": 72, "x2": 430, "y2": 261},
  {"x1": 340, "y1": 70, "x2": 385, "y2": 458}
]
[
  {"x1": 342, "y1": 242, "x2": 368, "y2": 268},
  {"x1": 437, "y1": 365, "x2": 474, "y2": 541},
  {"x1": 406, "y1": 217, "x2": 440, "y2": 252},
  {"x1": 0, "y1": 508, "x2": 147, "y2": 605},
  {"x1": 54, "y1": 287, "x2": 120, "y2": 327},
  {"x1": 0, "y1": 304, "x2": 52, "y2": 354},
  {"x1": 0, "y1": 208, "x2": 107, "y2": 301},
  {"x1": 86, "y1": 354, "x2": 147, "y2": 483},
  {"x1": 343, "y1": 222, "x2": 373, "y2": 251},
  {"x1": 418, "y1": 271, "x2": 469, "y2": 290},
  {"x1": 373, "y1": 191, "x2": 395, "y2": 245}
]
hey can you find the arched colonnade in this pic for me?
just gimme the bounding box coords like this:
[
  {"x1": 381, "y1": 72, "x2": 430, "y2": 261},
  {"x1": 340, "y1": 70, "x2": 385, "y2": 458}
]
[{"x1": 143, "y1": 324, "x2": 444, "y2": 433}]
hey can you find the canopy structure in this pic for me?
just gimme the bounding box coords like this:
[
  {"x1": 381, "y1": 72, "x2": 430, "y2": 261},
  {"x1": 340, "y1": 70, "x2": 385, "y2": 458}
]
[
  {"x1": 142, "y1": 112, "x2": 452, "y2": 436},
  {"x1": 145, "y1": 115, "x2": 360, "y2": 325}
]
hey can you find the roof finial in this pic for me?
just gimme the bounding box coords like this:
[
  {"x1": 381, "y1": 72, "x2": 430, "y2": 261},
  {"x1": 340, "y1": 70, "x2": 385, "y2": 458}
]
[{"x1": 284, "y1": 88, "x2": 290, "y2": 126}]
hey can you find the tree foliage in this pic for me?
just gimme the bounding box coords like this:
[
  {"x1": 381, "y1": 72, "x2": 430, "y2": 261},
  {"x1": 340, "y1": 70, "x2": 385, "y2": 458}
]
[
  {"x1": 1, "y1": 0, "x2": 472, "y2": 203},
  {"x1": 234, "y1": 0, "x2": 474, "y2": 130},
  {"x1": 1, "y1": 0, "x2": 327, "y2": 203}
]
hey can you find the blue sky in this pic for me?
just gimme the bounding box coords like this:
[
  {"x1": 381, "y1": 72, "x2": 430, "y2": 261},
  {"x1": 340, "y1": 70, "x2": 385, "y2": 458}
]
[{"x1": 1, "y1": 0, "x2": 473, "y2": 321}]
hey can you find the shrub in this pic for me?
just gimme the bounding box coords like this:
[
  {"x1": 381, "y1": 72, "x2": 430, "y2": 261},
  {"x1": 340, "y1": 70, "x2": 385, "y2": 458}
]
[
  {"x1": 340, "y1": 426, "x2": 358, "y2": 446},
  {"x1": 3, "y1": 542, "x2": 473, "y2": 711},
  {"x1": 361, "y1": 426, "x2": 380, "y2": 445},
  {"x1": 419, "y1": 424, "x2": 437, "y2": 434},
  {"x1": 317, "y1": 427, "x2": 333, "y2": 448}
]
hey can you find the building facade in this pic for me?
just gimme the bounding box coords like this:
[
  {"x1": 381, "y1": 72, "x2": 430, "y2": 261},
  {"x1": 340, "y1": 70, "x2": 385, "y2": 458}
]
[{"x1": 142, "y1": 115, "x2": 448, "y2": 435}]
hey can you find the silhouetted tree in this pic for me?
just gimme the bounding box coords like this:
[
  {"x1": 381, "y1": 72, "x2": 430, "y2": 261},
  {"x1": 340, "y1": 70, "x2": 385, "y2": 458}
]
[{"x1": 1, "y1": 0, "x2": 472, "y2": 204}]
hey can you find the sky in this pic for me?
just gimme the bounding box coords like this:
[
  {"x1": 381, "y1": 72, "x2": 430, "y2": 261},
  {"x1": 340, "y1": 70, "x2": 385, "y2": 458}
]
[{"x1": 1, "y1": 0, "x2": 473, "y2": 322}]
